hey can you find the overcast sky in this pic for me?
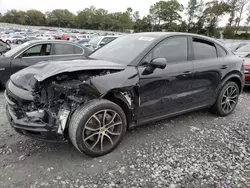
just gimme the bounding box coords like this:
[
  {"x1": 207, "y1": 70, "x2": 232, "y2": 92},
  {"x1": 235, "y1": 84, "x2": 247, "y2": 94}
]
[
  {"x1": 0, "y1": 0, "x2": 233, "y2": 26},
  {"x1": 0, "y1": 0, "x2": 188, "y2": 16}
]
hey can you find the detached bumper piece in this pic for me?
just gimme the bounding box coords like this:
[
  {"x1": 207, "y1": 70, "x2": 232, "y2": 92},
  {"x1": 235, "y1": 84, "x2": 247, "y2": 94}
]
[{"x1": 5, "y1": 86, "x2": 65, "y2": 141}]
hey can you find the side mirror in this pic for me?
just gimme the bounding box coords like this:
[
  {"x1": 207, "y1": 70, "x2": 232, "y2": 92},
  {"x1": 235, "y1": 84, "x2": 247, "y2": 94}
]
[
  {"x1": 142, "y1": 58, "x2": 167, "y2": 75},
  {"x1": 150, "y1": 58, "x2": 167, "y2": 69}
]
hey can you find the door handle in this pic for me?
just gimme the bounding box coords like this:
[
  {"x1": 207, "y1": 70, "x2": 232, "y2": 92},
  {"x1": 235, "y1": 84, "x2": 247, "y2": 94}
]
[
  {"x1": 220, "y1": 65, "x2": 228, "y2": 69},
  {"x1": 182, "y1": 71, "x2": 192, "y2": 76}
]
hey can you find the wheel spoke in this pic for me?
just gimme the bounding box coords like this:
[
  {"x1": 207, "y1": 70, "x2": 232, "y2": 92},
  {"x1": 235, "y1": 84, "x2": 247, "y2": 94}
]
[
  {"x1": 84, "y1": 132, "x2": 99, "y2": 141},
  {"x1": 93, "y1": 115, "x2": 101, "y2": 127},
  {"x1": 103, "y1": 110, "x2": 107, "y2": 126},
  {"x1": 100, "y1": 134, "x2": 104, "y2": 151},
  {"x1": 106, "y1": 121, "x2": 122, "y2": 129},
  {"x1": 227, "y1": 101, "x2": 232, "y2": 111},
  {"x1": 85, "y1": 126, "x2": 99, "y2": 132},
  {"x1": 104, "y1": 133, "x2": 114, "y2": 145},
  {"x1": 106, "y1": 130, "x2": 121, "y2": 136},
  {"x1": 90, "y1": 134, "x2": 101, "y2": 150},
  {"x1": 229, "y1": 99, "x2": 236, "y2": 104},
  {"x1": 229, "y1": 94, "x2": 237, "y2": 99},
  {"x1": 105, "y1": 113, "x2": 117, "y2": 127}
]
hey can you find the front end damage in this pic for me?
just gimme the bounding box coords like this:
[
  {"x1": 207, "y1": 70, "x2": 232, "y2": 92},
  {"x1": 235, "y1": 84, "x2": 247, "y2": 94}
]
[{"x1": 5, "y1": 67, "x2": 139, "y2": 141}]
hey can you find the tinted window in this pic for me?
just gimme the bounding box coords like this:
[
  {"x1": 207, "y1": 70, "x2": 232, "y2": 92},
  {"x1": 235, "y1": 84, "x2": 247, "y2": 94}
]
[
  {"x1": 193, "y1": 38, "x2": 217, "y2": 60},
  {"x1": 54, "y1": 44, "x2": 74, "y2": 55},
  {"x1": 101, "y1": 37, "x2": 117, "y2": 44},
  {"x1": 217, "y1": 45, "x2": 227, "y2": 57},
  {"x1": 74, "y1": 46, "x2": 83, "y2": 54},
  {"x1": 22, "y1": 44, "x2": 51, "y2": 57},
  {"x1": 152, "y1": 37, "x2": 188, "y2": 63}
]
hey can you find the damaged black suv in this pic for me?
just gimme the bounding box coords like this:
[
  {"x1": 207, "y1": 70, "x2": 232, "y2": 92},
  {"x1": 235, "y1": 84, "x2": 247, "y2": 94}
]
[{"x1": 5, "y1": 32, "x2": 244, "y2": 157}]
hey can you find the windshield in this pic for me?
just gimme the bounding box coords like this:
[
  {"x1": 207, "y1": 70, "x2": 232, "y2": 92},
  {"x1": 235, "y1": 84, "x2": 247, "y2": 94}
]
[
  {"x1": 4, "y1": 42, "x2": 30, "y2": 57},
  {"x1": 89, "y1": 34, "x2": 156, "y2": 65},
  {"x1": 89, "y1": 36, "x2": 102, "y2": 45},
  {"x1": 236, "y1": 45, "x2": 250, "y2": 52}
]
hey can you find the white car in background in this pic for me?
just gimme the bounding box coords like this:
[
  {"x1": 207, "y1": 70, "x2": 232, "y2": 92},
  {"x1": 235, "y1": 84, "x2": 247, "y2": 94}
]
[
  {"x1": 1, "y1": 35, "x2": 24, "y2": 44},
  {"x1": 88, "y1": 35, "x2": 119, "y2": 49},
  {"x1": 35, "y1": 34, "x2": 55, "y2": 40},
  {"x1": 76, "y1": 35, "x2": 92, "y2": 41}
]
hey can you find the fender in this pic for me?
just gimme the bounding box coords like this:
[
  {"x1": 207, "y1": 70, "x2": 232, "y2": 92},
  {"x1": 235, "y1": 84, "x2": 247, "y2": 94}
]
[{"x1": 216, "y1": 72, "x2": 244, "y2": 96}]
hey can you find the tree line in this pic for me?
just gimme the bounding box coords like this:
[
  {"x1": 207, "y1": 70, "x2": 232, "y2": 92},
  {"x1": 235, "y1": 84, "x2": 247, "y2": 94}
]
[{"x1": 0, "y1": 0, "x2": 250, "y2": 39}]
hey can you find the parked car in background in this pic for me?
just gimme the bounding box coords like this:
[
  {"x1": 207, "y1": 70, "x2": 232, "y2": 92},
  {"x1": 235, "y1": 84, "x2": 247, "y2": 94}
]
[
  {"x1": 234, "y1": 45, "x2": 250, "y2": 57},
  {"x1": 0, "y1": 40, "x2": 93, "y2": 87},
  {"x1": 88, "y1": 35, "x2": 118, "y2": 49},
  {"x1": 81, "y1": 43, "x2": 95, "y2": 50},
  {"x1": 76, "y1": 35, "x2": 91, "y2": 41},
  {"x1": 35, "y1": 34, "x2": 55, "y2": 40},
  {"x1": 0, "y1": 40, "x2": 11, "y2": 55},
  {"x1": 5, "y1": 32, "x2": 244, "y2": 157},
  {"x1": 226, "y1": 42, "x2": 250, "y2": 52},
  {"x1": 77, "y1": 38, "x2": 91, "y2": 45},
  {"x1": 11, "y1": 36, "x2": 27, "y2": 44},
  {"x1": 243, "y1": 55, "x2": 250, "y2": 86},
  {"x1": 13, "y1": 36, "x2": 39, "y2": 44}
]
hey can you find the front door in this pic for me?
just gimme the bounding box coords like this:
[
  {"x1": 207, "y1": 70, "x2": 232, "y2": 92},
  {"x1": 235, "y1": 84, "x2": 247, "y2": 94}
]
[
  {"x1": 137, "y1": 36, "x2": 194, "y2": 124},
  {"x1": 10, "y1": 43, "x2": 52, "y2": 74}
]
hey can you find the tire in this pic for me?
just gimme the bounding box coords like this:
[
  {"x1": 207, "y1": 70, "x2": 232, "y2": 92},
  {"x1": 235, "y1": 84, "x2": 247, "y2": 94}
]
[
  {"x1": 17, "y1": 40, "x2": 22, "y2": 44},
  {"x1": 212, "y1": 81, "x2": 239, "y2": 116},
  {"x1": 6, "y1": 40, "x2": 11, "y2": 44},
  {"x1": 69, "y1": 99, "x2": 127, "y2": 157}
]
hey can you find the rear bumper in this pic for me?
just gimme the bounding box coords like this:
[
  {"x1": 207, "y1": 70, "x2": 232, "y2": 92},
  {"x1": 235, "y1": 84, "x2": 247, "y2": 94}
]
[{"x1": 5, "y1": 82, "x2": 66, "y2": 142}]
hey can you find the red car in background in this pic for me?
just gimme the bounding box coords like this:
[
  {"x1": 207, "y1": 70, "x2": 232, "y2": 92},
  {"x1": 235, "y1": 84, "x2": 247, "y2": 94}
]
[
  {"x1": 244, "y1": 56, "x2": 250, "y2": 86},
  {"x1": 61, "y1": 35, "x2": 70, "y2": 40}
]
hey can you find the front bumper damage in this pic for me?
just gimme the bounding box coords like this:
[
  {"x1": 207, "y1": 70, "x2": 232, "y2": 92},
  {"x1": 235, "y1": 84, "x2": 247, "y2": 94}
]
[{"x1": 5, "y1": 81, "x2": 70, "y2": 141}]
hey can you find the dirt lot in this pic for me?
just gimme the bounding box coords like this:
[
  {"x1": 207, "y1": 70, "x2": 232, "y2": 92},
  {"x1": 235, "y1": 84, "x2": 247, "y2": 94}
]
[{"x1": 0, "y1": 89, "x2": 250, "y2": 188}]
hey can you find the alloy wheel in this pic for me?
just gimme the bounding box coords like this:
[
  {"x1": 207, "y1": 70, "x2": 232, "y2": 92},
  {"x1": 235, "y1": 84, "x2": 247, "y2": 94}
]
[
  {"x1": 221, "y1": 85, "x2": 238, "y2": 114},
  {"x1": 82, "y1": 109, "x2": 123, "y2": 152}
]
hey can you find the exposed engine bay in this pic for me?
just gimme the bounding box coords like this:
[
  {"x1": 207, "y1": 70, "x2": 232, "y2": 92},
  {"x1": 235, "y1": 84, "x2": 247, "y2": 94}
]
[{"x1": 25, "y1": 70, "x2": 120, "y2": 136}]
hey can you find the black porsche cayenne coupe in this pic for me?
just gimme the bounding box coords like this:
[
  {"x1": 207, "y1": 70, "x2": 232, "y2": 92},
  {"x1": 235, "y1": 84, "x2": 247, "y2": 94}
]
[{"x1": 5, "y1": 32, "x2": 244, "y2": 157}]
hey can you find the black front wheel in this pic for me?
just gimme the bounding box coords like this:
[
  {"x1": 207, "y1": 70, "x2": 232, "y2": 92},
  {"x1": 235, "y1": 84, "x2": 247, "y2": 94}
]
[
  {"x1": 213, "y1": 81, "x2": 239, "y2": 116},
  {"x1": 68, "y1": 99, "x2": 127, "y2": 157}
]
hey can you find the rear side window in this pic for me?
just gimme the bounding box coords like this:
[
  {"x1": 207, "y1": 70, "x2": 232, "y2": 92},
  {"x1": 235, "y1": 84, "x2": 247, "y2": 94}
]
[
  {"x1": 74, "y1": 46, "x2": 84, "y2": 54},
  {"x1": 193, "y1": 38, "x2": 217, "y2": 60},
  {"x1": 54, "y1": 44, "x2": 74, "y2": 55},
  {"x1": 217, "y1": 45, "x2": 227, "y2": 57}
]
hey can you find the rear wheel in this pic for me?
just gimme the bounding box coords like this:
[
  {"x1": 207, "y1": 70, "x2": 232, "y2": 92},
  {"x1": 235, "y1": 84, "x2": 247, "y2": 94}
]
[
  {"x1": 69, "y1": 99, "x2": 127, "y2": 157},
  {"x1": 213, "y1": 81, "x2": 239, "y2": 116}
]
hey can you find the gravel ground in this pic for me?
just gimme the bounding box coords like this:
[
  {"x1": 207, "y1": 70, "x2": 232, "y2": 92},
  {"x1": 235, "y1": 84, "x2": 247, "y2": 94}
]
[{"x1": 0, "y1": 89, "x2": 250, "y2": 188}]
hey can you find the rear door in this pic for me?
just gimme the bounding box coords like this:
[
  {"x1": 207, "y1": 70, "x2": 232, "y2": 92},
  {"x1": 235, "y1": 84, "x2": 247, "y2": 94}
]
[
  {"x1": 51, "y1": 43, "x2": 85, "y2": 61},
  {"x1": 191, "y1": 37, "x2": 229, "y2": 106},
  {"x1": 10, "y1": 43, "x2": 52, "y2": 74}
]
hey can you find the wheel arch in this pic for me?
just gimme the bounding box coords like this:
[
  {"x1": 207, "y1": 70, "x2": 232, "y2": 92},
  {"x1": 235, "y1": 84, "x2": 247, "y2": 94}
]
[
  {"x1": 101, "y1": 89, "x2": 138, "y2": 128},
  {"x1": 220, "y1": 71, "x2": 243, "y2": 93}
]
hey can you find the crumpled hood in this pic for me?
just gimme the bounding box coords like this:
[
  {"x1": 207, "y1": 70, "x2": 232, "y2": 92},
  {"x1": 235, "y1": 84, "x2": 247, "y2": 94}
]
[{"x1": 10, "y1": 59, "x2": 126, "y2": 90}]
